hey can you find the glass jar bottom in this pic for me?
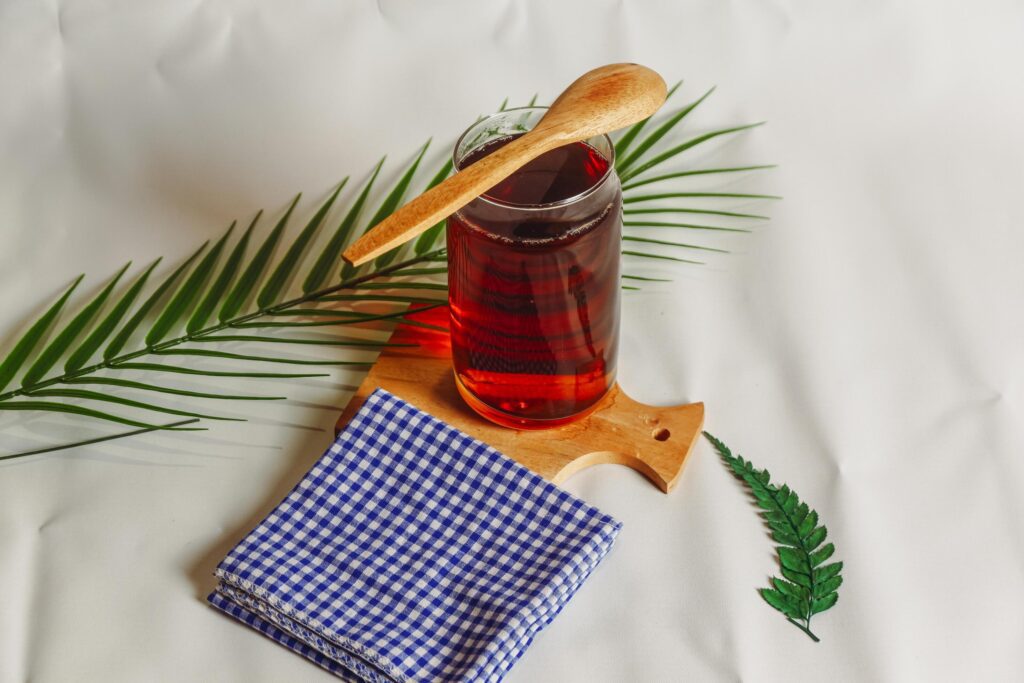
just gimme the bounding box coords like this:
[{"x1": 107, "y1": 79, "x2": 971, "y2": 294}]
[{"x1": 454, "y1": 371, "x2": 612, "y2": 430}]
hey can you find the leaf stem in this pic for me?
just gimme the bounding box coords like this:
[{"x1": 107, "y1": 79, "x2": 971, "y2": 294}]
[
  {"x1": 0, "y1": 418, "x2": 200, "y2": 461},
  {"x1": 0, "y1": 250, "x2": 445, "y2": 404},
  {"x1": 785, "y1": 618, "x2": 820, "y2": 642}
]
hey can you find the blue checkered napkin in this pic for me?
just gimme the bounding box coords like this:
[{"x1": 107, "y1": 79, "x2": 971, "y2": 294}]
[{"x1": 209, "y1": 388, "x2": 622, "y2": 682}]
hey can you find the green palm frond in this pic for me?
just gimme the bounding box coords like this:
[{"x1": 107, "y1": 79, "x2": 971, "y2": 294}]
[{"x1": 0, "y1": 81, "x2": 774, "y2": 460}]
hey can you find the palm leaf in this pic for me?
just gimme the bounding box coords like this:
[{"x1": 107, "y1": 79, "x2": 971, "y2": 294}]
[
  {"x1": 617, "y1": 85, "x2": 714, "y2": 174},
  {"x1": 109, "y1": 363, "x2": 328, "y2": 379},
  {"x1": 622, "y1": 250, "x2": 703, "y2": 265},
  {"x1": 623, "y1": 207, "x2": 770, "y2": 220},
  {"x1": 26, "y1": 388, "x2": 242, "y2": 422},
  {"x1": 67, "y1": 259, "x2": 161, "y2": 372},
  {"x1": 190, "y1": 335, "x2": 407, "y2": 348},
  {"x1": 0, "y1": 401, "x2": 205, "y2": 431},
  {"x1": 371, "y1": 140, "x2": 431, "y2": 267},
  {"x1": 0, "y1": 418, "x2": 199, "y2": 462},
  {"x1": 703, "y1": 432, "x2": 842, "y2": 642},
  {"x1": 339, "y1": 140, "x2": 430, "y2": 278},
  {"x1": 147, "y1": 224, "x2": 234, "y2": 345},
  {"x1": 622, "y1": 274, "x2": 671, "y2": 282},
  {"x1": 271, "y1": 308, "x2": 402, "y2": 317},
  {"x1": 318, "y1": 294, "x2": 444, "y2": 304},
  {"x1": 0, "y1": 274, "x2": 83, "y2": 392},
  {"x1": 188, "y1": 214, "x2": 258, "y2": 333},
  {"x1": 258, "y1": 182, "x2": 344, "y2": 308},
  {"x1": 104, "y1": 242, "x2": 208, "y2": 360},
  {"x1": 614, "y1": 80, "x2": 682, "y2": 159},
  {"x1": 219, "y1": 196, "x2": 300, "y2": 321},
  {"x1": 353, "y1": 282, "x2": 447, "y2": 291},
  {"x1": 21, "y1": 264, "x2": 131, "y2": 387},
  {"x1": 0, "y1": 78, "x2": 775, "y2": 458},
  {"x1": 385, "y1": 267, "x2": 448, "y2": 277},
  {"x1": 621, "y1": 165, "x2": 777, "y2": 192},
  {"x1": 303, "y1": 159, "x2": 385, "y2": 294},
  {"x1": 624, "y1": 221, "x2": 751, "y2": 233},
  {"x1": 620, "y1": 122, "x2": 766, "y2": 183},
  {"x1": 240, "y1": 316, "x2": 406, "y2": 329},
  {"x1": 154, "y1": 349, "x2": 372, "y2": 366},
  {"x1": 624, "y1": 191, "x2": 781, "y2": 204},
  {"x1": 622, "y1": 235, "x2": 728, "y2": 253},
  {"x1": 64, "y1": 377, "x2": 284, "y2": 400}
]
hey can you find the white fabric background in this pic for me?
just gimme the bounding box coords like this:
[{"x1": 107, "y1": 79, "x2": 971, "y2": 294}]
[{"x1": 1, "y1": 1, "x2": 1022, "y2": 681}]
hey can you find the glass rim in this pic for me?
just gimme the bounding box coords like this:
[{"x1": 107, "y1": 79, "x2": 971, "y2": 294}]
[{"x1": 451, "y1": 106, "x2": 617, "y2": 212}]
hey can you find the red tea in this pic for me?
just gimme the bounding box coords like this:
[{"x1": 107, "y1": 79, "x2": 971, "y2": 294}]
[{"x1": 447, "y1": 134, "x2": 621, "y2": 428}]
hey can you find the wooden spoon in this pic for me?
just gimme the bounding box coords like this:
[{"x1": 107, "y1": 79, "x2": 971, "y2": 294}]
[{"x1": 342, "y1": 63, "x2": 667, "y2": 266}]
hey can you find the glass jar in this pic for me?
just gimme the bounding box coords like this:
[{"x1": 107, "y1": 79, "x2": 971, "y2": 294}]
[{"x1": 446, "y1": 107, "x2": 622, "y2": 429}]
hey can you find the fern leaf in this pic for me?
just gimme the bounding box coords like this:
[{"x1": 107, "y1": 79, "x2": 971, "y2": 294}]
[
  {"x1": 704, "y1": 432, "x2": 841, "y2": 642},
  {"x1": 798, "y1": 509, "x2": 819, "y2": 538},
  {"x1": 814, "y1": 562, "x2": 843, "y2": 583},
  {"x1": 804, "y1": 525, "x2": 828, "y2": 550},
  {"x1": 22, "y1": 264, "x2": 131, "y2": 387},
  {"x1": 810, "y1": 543, "x2": 835, "y2": 567},
  {"x1": 760, "y1": 588, "x2": 803, "y2": 620},
  {"x1": 814, "y1": 575, "x2": 843, "y2": 599},
  {"x1": 0, "y1": 275, "x2": 83, "y2": 392},
  {"x1": 811, "y1": 593, "x2": 839, "y2": 615}
]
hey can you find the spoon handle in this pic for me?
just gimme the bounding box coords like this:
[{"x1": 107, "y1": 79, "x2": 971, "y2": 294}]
[{"x1": 343, "y1": 132, "x2": 553, "y2": 266}]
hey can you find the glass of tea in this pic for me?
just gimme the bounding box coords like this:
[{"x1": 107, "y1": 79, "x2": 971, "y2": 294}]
[{"x1": 447, "y1": 107, "x2": 622, "y2": 429}]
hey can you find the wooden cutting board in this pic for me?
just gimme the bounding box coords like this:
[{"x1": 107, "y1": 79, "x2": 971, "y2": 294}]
[{"x1": 336, "y1": 306, "x2": 703, "y2": 493}]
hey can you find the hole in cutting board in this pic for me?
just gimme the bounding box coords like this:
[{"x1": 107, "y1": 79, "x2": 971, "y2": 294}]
[{"x1": 652, "y1": 427, "x2": 670, "y2": 441}]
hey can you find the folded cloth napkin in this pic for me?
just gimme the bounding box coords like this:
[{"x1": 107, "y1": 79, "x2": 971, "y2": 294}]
[{"x1": 209, "y1": 388, "x2": 622, "y2": 682}]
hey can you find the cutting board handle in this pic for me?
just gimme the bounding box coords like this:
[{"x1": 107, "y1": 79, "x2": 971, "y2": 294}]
[{"x1": 550, "y1": 387, "x2": 703, "y2": 492}]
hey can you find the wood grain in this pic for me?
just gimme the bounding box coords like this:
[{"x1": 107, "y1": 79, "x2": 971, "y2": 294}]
[{"x1": 336, "y1": 306, "x2": 702, "y2": 493}]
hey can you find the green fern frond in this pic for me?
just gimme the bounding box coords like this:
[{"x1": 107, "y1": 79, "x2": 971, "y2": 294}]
[{"x1": 703, "y1": 432, "x2": 842, "y2": 642}]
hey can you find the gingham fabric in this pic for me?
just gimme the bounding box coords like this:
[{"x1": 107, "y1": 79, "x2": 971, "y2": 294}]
[{"x1": 209, "y1": 388, "x2": 622, "y2": 682}]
